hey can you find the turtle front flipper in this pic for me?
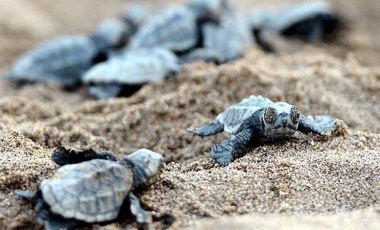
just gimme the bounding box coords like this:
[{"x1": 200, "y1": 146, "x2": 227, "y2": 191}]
[
  {"x1": 212, "y1": 126, "x2": 253, "y2": 166},
  {"x1": 187, "y1": 121, "x2": 224, "y2": 137},
  {"x1": 129, "y1": 193, "x2": 152, "y2": 224},
  {"x1": 298, "y1": 115, "x2": 337, "y2": 135},
  {"x1": 51, "y1": 146, "x2": 118, "y2": 166}
]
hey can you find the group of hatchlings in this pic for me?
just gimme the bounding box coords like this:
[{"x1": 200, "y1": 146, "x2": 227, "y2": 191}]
[{"x1": 10, "y1": 0, "x2": 347, "y2": 229}]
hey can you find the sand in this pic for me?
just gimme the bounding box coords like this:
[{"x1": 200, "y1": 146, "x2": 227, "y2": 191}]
[{"x1": 0, "y1": 0, "x2": 379, "y2": 229}]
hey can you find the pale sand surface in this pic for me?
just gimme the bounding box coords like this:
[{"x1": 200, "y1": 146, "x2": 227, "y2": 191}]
[{"x1": 0, "y1": 0, "x2": 379, "y2": 229}]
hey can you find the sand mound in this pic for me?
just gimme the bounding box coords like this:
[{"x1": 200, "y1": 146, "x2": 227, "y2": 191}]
[{"x1": 0, "y1": 50, "x2": 379, "y2": 229}]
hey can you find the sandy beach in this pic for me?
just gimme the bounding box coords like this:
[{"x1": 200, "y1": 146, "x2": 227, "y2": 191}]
[{"x1": 0, "y1": 0, "x2": 379, "y2": 229}]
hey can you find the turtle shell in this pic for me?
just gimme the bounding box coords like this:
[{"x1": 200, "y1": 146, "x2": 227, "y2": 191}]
[
  {"x1": 202, "y1": 11, "x2": 253, "y2": 62},
  {"x1": 82, "y1": 48, "x2": 180, "y2": 85},
  {"x1": 216, "y1": 95, "x2": 274, "y2": 134},
  {"x1": 7, "y1": 35, "x2": 97, "y2": 87},
  {"x1": 90, "y1": 18, "x2": 131, "y2": 50},
  {"x1": 40, "y1": 159, "x2": 133, "y2": 223},
  {"x1": 129, "y1": 7, "x2": 198, "y2": 52}
]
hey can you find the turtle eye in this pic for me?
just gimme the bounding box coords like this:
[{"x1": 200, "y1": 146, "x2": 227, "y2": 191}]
[
  {"x1": 291, "y1": 107, "x2": 301, "y2": 124},
  {"x1": 264, "y1": 107, "x2": 277, "y2": 124}
]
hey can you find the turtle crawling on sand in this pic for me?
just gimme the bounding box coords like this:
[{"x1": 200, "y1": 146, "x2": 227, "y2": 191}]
[
  {"x1": 17, "y1": 147, "x2": 164, "y2": 229},
  {"x1": 188, "y1": 95, "x2": 343, "y2": 166}
]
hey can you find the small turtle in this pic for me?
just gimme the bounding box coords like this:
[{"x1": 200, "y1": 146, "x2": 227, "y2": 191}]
[
  {"x1": 178, "y1": 48, "x2": 224, "y2": 64},
  {"x1": 17, "y1": 147, "x2": 164, "y2": 229},
  {"x1": 83, "y1": 47, "x2": 180, "y2": 99},
  {"x1": 202, "y1": 10, "x2": 254, "y2": 62},
  {"x1": 129, "y1": 0, "x2": 229, "y2": 52},
  {"x1": 250, "y1": 1, "x2": 343, "y2": 51},
  {"x1": 120, "y1": 3, "x2": 151, "y2": 34},
  {"x1": 90, "y1": 18, "x2": 131, "y2": 51},
  {"x1": 188, "y1": 95, "x2": 342, "y2": 166},
  {"x1": 6, "y1": 36, "x2": 98, "y2": 88}
]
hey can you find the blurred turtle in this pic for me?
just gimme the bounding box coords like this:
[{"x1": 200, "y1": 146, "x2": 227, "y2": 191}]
[
  {"x1": 188, "y1": 95, "x2": 343, "y2": 166},
  {"x1": 250, "y1": 1, "x2": 343, "y2": 51},
  {"x1": 120, "y1": 3, "x2": 151, "y2": 34},
  {"x1": 17, "y1": 147, "x2": 164, "y2": 229},
  {"x1": 90, "y1": 18, "x2": 131, "y2": 51},
  {"x1": 178, "y1": 48, "x2": 224, "y2": 64},
  {"x1": 130, "y1": 0, "x2": 230, "y2": 52},
  {"x1": 6, "y1": 36, "x2": 98, "y2": 88},
  {"x1": 83, "y1": 47, "x2": 180, "y2": 99},
  {"x1": 202, "y1": 10, "x2": 254, "y2": 63},
  {"x1": 7, "y1": 19, "x2": 131, "y2": 88}
]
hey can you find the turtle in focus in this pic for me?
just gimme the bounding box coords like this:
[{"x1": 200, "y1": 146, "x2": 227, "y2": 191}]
[
  {"x1": 129, "y1": 0, "x2": 230, "y2": 52},
  {"x1": 83, "y1": 47, "x2": 180, "y2": 99},
  {"x1": 188, "y1": 95, "x2": 344, "y2": 166},
  {"x1": 250, "y1": 1, "x2": 343, "y2": 52},
  {"x1": 17, "y1": 147, "x2": 164, "y2": 229}
]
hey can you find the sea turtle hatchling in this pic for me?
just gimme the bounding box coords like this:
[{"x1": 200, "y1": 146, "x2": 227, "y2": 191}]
[
  {"x1": 17, "y1": 147, "x2": 164, "y2": 229},
  {"x1": 83, "y1": 47, "x2": 180, "y2": 99},
  {"x1": 250, "y1": 1, "x2": 343, "y2": 52},
  {"x1": 7, "y1": 19, "x2": 131, "y2": 88},
  {"x1": 188, "y1": 95, "x2": 343, "y2": 166},
  {"x1": 129, "y1": 0, "x2": 229, "y2": 52},
  {"x1": 6, "y1": 35, "x2": 98, "y2": 88}
]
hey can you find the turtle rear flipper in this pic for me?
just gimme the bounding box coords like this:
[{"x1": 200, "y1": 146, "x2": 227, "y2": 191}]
[
  {"x1": 129, "y1": 193, "x2": 152, "y2": 224},
  {"x1": 52, "y1": 146, "x2": 117, "y2": 166},
  {"x1": 187, "y1": 121, "x2": 224, "y2": 137},
  {"x1": 298, "y1": 115, "x2": 337, "y2": 135}
]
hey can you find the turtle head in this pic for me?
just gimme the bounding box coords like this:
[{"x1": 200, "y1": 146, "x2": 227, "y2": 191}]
[
  {"x1": 262, "y1": 102, "x2": 301, "y2": 139},
  {"x1": 122, "y1": 149, "x2": 164, "y2": 187}
]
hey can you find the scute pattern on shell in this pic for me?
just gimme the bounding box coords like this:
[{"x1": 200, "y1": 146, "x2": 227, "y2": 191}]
[
  {"x1": 7, "y1": 35, "x2": 97, "y2": 87},
  {"x1": 40, "y1": 159, "x2": 133, "y2": 223},
  {"x1": 216, "y1": 95, "x2": 274, "y2": 134},
  {"x1": 129, "y1": 7, "x2": 198, "y2": 52}
]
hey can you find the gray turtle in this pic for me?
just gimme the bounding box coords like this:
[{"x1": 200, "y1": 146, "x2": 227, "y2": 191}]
[
  {"x1": 188, "y1": 95, "x2": 341, "y2": 166},
  {"x1": 129, "y1": 0, "x2": 229, "y2": 52},
  {"x1": 83, "y1": 47, "x2": 180, "y2": 99},
  {"x1": 120, "y1": 3, "x2": 151, "y2": 35},
  {"x1": 17, "y1": 147, "x2": 164, "y2": 229},
  {"x1": 202, "y1": 10, "x2": 254, "y2": 63},
  {"x1": 250, "y1": 1, "x2": 343, "y2": 52},
  {"x1": 6, "y1": 36, "x2": 98, "y2": 88},
  {"x1": 90, "y1": 18, "x2": 131, "y2": 51}
]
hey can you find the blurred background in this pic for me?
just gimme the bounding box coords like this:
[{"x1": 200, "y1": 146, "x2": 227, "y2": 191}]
[{"x1": 0, "y1": 0, "x2": 379, "y2": 97}]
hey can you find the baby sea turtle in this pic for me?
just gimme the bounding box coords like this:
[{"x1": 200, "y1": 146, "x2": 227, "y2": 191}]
[
  {"x1": 129, "y1": 0, "x2": 229, "y2": 52},
  {"x1": 6, "y1": 36, "x2": 98, "y2": 88},
  {"x1": 120, "y1": 3, "x2": 151, "y2": 35},
  {"x1": 250, "y1": 1, "x2": 342, "y2": 51},
  {"x1": 17, "y1": 147, "x2": 164, "y2": 229},
  {"x1": 90, "y1": 18, "x2": 131, "y2": 51},
  {"x1": 83, "y1": 47, "x2": 180, "y2": 99},
  {"x1": 202, "y1": 10, "x2": 254, "y2": 63},
  {"x1": 188, "y1": 95, "x2": 341, "y2": 166}
]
